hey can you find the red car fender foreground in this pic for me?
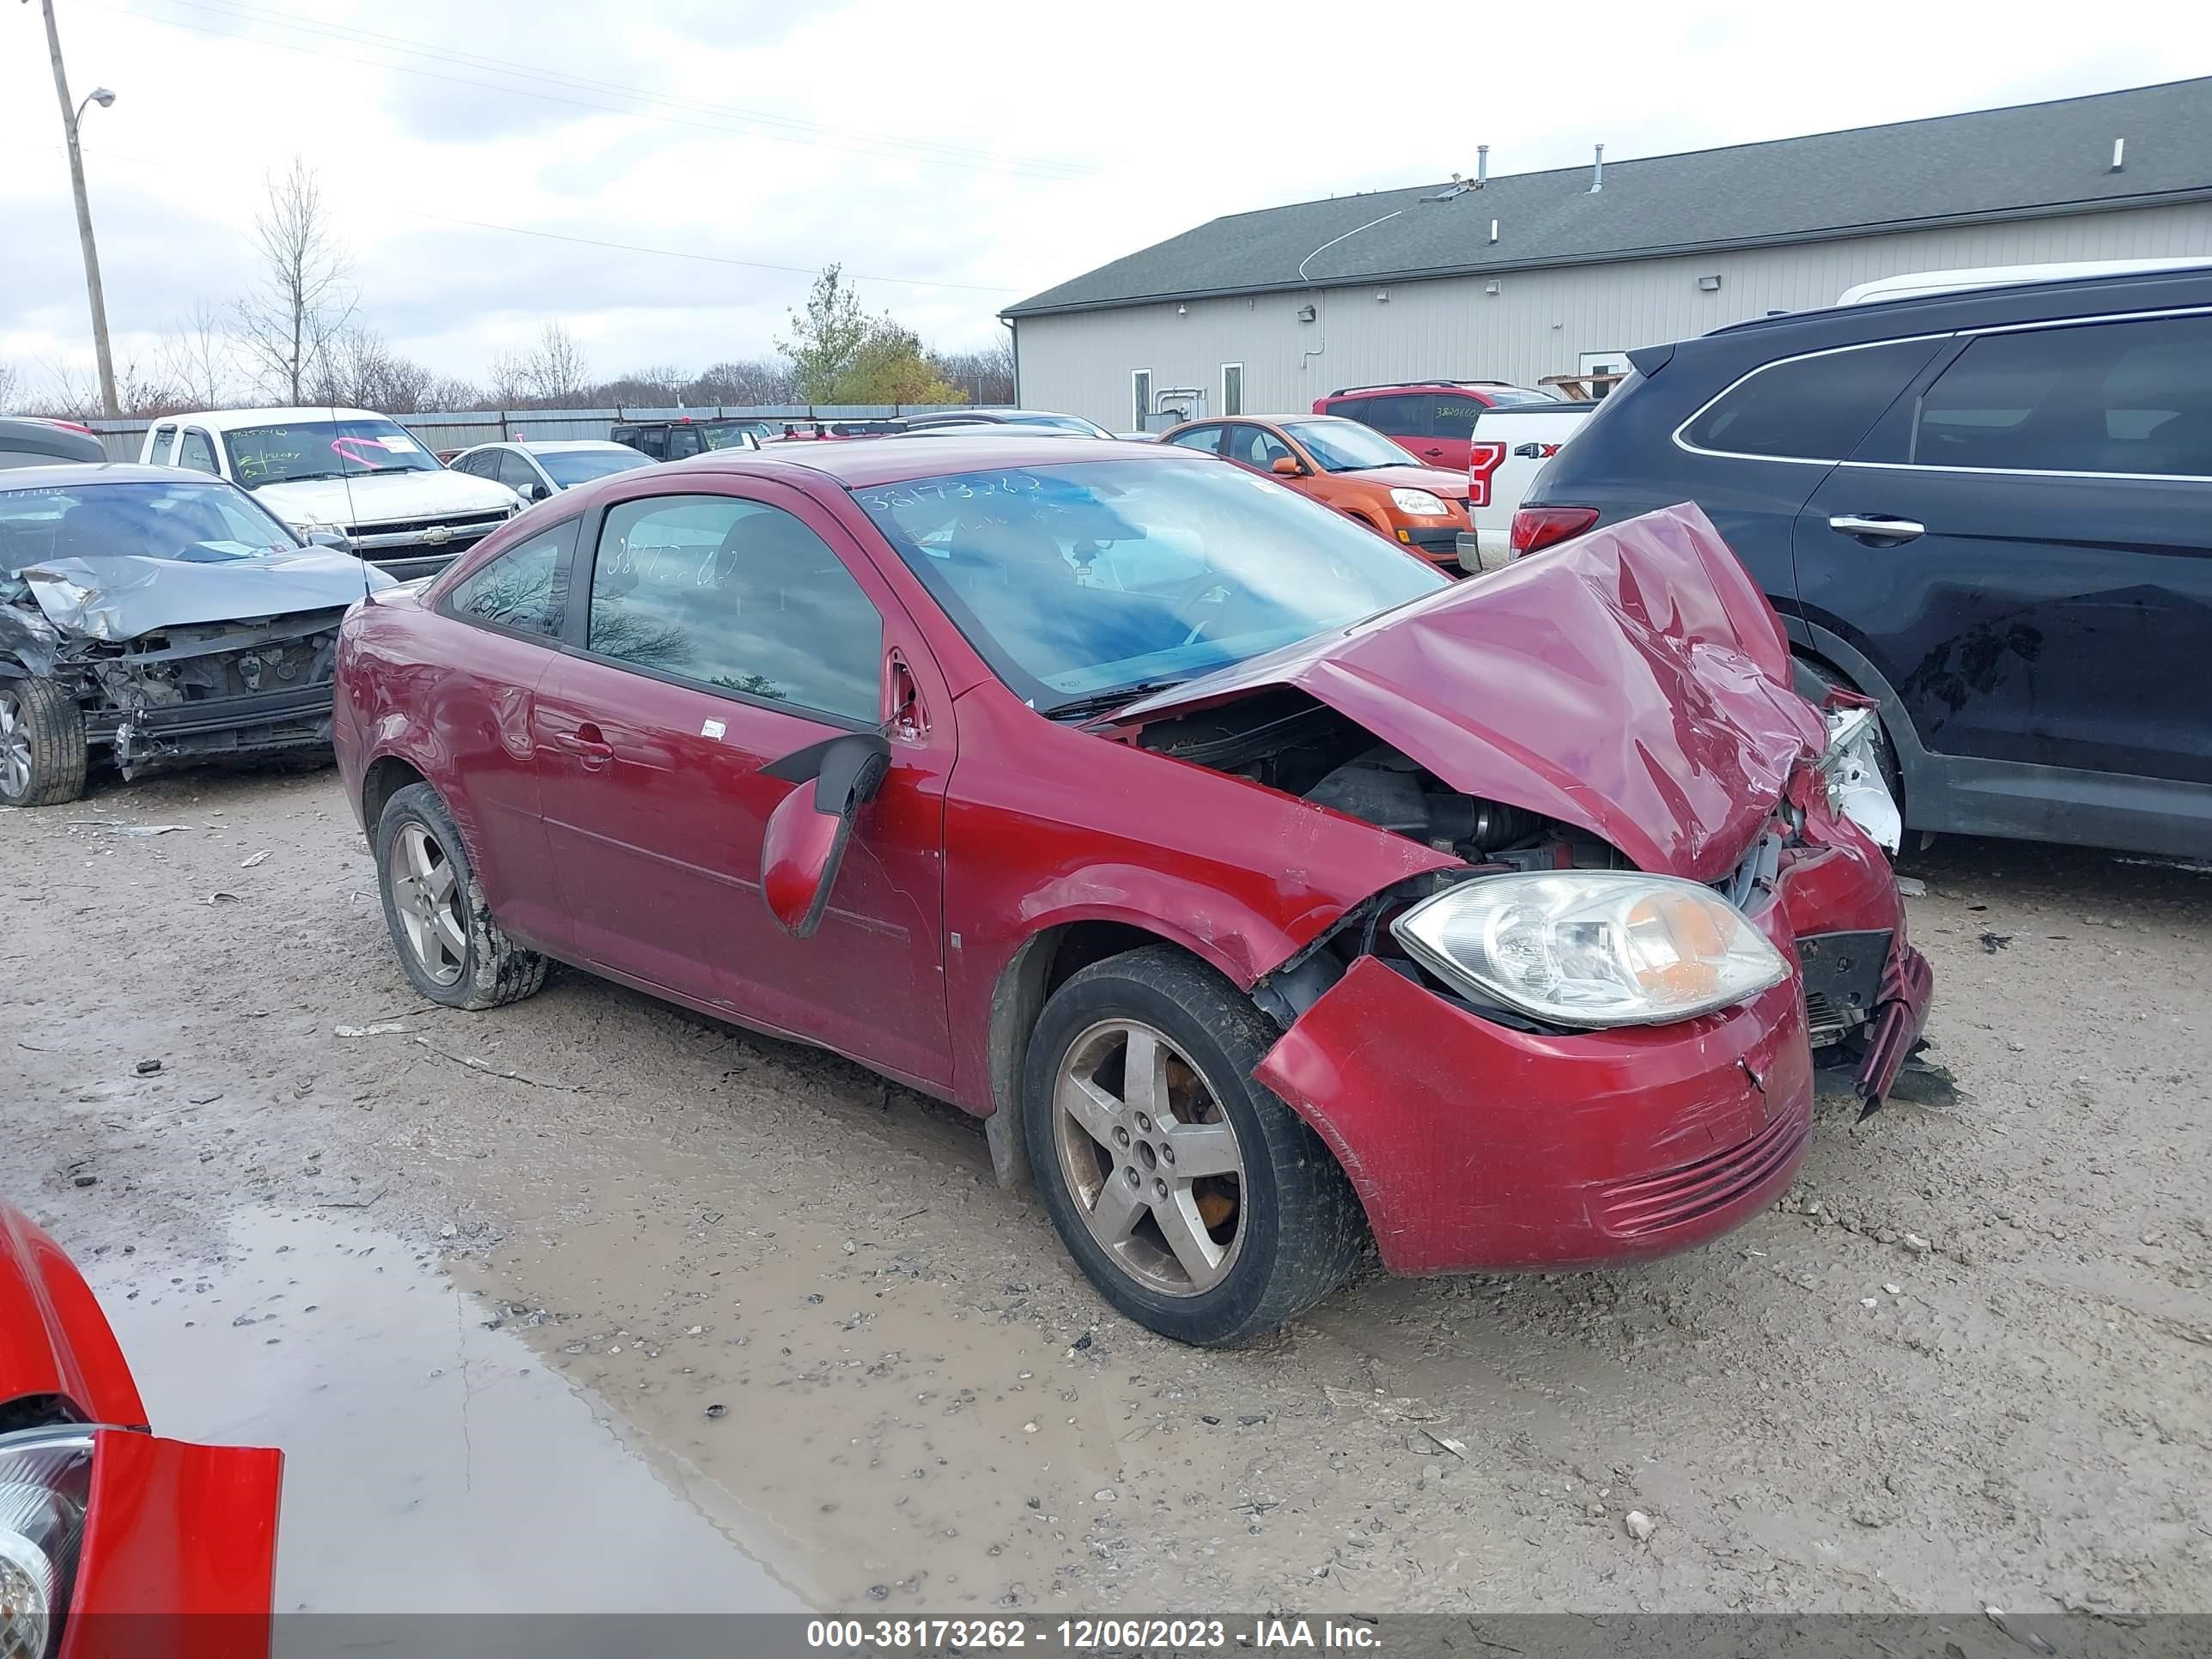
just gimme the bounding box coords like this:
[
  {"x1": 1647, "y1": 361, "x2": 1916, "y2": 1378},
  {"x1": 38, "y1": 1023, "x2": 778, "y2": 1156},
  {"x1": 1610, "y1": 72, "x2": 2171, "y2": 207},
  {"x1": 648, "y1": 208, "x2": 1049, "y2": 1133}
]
[{"x1": 1, "y1": 1204, "x2": 281, "y2": 1659}]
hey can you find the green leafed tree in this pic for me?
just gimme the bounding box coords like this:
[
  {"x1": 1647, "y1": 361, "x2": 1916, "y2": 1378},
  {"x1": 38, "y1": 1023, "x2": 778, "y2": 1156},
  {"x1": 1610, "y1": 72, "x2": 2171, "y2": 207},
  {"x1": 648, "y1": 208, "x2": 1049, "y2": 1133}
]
[
  {"x1": 828, "y1": 319, "x2": 964, "y2": 405},
  {"x1": 776, "y1": 265, "x2": 871, "y2": 402}
]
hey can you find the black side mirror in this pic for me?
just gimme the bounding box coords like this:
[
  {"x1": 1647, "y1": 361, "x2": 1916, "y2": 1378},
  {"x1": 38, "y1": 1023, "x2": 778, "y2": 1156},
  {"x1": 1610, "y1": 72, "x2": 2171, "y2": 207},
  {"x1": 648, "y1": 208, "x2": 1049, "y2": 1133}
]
[
  {"x1": 757, "y1": 732, "x2": 891, "y2": 939},
  {"x1": 305, "y1": 530, "x2": 349, "y2": 550}
]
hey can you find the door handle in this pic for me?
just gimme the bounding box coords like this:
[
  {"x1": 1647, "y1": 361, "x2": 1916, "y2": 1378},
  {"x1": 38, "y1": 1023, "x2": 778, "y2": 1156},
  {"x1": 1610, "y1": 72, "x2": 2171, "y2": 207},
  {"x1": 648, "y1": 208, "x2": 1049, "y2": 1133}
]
[
  {"x1": 556, "y1": 724, "x2": 614, "y2": 769},
  {"x1": 1423, "y1": 447, "x2": 1444, "y2": 458},
  {"x1": 1829, "y1": 514, "x2": 1925, "y2": 543}
]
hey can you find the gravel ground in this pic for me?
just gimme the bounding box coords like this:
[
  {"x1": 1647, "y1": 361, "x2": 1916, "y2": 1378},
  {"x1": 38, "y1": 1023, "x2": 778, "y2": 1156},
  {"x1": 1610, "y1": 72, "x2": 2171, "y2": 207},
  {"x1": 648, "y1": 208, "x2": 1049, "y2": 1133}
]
[{"x1": 3, "y1": 761, "x2": 2208, "y2": 1615}]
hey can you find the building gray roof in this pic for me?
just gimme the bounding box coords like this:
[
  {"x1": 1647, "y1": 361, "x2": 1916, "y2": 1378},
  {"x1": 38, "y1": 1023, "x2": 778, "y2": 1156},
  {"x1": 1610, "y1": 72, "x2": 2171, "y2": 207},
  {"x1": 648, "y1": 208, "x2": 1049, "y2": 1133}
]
[{"x1": 1005, "y1": 78, "x2": 2212, "y2": 318}]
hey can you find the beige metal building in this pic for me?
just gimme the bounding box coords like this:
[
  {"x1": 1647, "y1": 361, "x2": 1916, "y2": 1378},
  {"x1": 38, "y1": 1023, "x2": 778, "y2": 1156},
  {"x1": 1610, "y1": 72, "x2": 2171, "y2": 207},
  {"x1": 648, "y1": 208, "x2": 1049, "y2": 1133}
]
[{"x1": 1004, "y1": 79, "x2": 2212, "y2": 431}]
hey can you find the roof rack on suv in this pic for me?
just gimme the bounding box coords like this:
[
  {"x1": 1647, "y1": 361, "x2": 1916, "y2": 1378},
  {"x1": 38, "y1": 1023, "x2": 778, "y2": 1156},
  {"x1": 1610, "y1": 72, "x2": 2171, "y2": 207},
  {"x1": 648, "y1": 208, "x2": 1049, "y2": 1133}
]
[
  {"x1": 1325, "y1": 380, "x2": 1516, "y2": 397},
  {"x1": 1837, "y1": 256, "x2": 2212, "y2": 307}
]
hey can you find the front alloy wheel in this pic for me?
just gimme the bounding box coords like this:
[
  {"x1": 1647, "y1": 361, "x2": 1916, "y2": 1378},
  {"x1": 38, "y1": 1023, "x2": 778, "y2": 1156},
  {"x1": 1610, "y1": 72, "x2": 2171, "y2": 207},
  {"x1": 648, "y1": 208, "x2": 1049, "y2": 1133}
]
[
  {"x1": 1052, "y1": 1018, "x2": 1247, "y2": 1296},
  {"x1": 1022, "y1": 945, "x2": 1369, "y2": 1346},
  {"x1": 0, "y1": 678, "x2": 88, "y2": 807}
]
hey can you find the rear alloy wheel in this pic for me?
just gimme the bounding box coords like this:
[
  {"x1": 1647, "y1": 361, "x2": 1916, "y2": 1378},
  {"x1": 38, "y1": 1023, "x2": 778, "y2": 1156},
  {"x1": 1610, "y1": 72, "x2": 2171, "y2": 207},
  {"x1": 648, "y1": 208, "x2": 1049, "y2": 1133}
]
[
  {"x1": 1023, "y1": 945, "x2": 1368, "y2": 1346},
  {"x1": 374, "y1": 781, "x2": 547, "y2": 1009},
  {"x1": 0, "y1": 676, "x2": 88, "y2": 808}
]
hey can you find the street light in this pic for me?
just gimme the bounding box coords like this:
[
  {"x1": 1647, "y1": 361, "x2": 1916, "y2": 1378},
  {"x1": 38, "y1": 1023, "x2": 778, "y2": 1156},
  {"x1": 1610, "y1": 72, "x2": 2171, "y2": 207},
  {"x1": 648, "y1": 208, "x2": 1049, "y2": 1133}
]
[{"x1": 29, "y1": 1, "x2": 119, "y2": 417}]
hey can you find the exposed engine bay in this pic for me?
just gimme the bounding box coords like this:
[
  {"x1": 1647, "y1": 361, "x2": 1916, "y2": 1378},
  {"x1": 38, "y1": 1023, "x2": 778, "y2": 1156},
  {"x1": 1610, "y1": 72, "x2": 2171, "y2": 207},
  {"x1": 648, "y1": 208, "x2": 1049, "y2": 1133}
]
[
  {"x1": 0, "y1": 594, "x2": 346, "y2": 778},
  {"x1": 1124, "y1": 686, "x2": 1627, "y2": 872},
  {"x1": 1123, "y1": 685, "x2": 1898, "y2": 1074}
]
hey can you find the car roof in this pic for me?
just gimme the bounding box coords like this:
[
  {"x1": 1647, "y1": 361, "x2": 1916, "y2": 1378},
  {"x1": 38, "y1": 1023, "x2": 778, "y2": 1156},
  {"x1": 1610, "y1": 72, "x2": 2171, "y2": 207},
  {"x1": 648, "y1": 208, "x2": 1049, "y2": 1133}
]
[
  {"x1": 0, "y1": 462, "x2": 222, "y2": 490},
  {"x1": 166, "y1": 407, "x2": 388, "y2": 432},
  {"x1": 1710, "y1": 260, "x2": 2212, "y2": 343},
  {"x1": 570, "y1": 431, "x2": 1190, "y2": 493},
  {"x1": 1327, "y1": 380, "x2": 1518, "y2": 396},
  {"x1": 496, "y1": 440, "x2": 640, "y2": 453}
]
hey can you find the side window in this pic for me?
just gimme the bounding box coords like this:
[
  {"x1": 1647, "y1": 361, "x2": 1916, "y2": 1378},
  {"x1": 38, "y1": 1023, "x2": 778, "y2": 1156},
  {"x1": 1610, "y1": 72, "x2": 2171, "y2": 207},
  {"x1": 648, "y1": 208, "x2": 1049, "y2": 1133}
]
[
  {"x1": 146, "y1": 422, "x2": 178, "y2": 464},
  {"x1": 445, "y1": 520, "x2": 576, "y2": 639},
  {"x1": 1165, "y1": 424, "x2": 1224, "y2": 455},
  {"x1": 1913, "y1": 314, "x2": 2212, "y2": 476},
  {"x1": 1352, "y1": 395, "x2": 1425, "y2": 436},
  {"x1": 667, "y1": 427, "x2": 704, "y2": 459},
  {"x1": 586, "y1": 495, "x2": 882, "y2": 722},
  {"x1": 1431, "y1": 397, "x2": 1486, "y2": 437},
  {"x1": 495, "y1": 451, "x2": 543, "y2": 495},
  {"x1": 1683, "y1": 338, "x2": 1942, "y2": 460},
  {"x1": 452, "y1": 450, "x2": 492, "y2": 477},
  {"x1": 1224, "y1": 424, "x2": 1292, "y2": 471},
  {"x1": 175, "y1": 428, "x2": 219, "y2": 474}
]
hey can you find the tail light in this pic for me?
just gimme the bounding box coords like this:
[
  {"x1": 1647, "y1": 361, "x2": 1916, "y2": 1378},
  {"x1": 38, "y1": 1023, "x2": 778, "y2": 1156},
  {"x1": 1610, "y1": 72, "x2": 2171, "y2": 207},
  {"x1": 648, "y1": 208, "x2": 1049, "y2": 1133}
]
[
  {"x1": 1510, "y1": 506, "x2": 1599, "y2": 556},
  {"x1": 1466, "y1": 441, "x2": 1506, "y2": 508}
]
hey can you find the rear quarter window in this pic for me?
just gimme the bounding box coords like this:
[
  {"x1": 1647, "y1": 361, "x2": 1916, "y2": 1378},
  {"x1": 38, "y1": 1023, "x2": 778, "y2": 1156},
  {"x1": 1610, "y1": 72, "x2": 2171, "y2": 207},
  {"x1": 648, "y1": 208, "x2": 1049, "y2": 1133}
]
[{"x1": 1681, "y1": 338, "x2": 1942, "y2": 461}]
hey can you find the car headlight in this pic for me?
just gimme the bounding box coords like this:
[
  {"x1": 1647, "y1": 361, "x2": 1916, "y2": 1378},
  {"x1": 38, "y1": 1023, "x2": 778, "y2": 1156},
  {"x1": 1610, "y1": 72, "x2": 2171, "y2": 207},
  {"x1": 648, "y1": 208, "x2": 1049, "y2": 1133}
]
[
  {"x1": 0, "y1": 1431, "x2": 94, "y2": 1659},
  {"x1": 1391, "y1": 872, "x2": 1790, "y2": 1028},
  {"x1": 1389, "y1": 488, "x2": 1449, "y2": 516}
]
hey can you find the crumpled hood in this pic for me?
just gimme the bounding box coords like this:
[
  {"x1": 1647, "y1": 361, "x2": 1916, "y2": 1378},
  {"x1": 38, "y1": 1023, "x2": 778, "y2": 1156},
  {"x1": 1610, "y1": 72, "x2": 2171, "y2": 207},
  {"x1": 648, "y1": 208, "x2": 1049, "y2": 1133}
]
[
  {"x1": 1107, "y1": 503, "x2": 1826, "y2": 883},
  {"x1": 252, "y1": 468, "x2": 519, "y2": 527},
  {"x1": 22, "y1": 550, "x2": 394, "y2": 642}
]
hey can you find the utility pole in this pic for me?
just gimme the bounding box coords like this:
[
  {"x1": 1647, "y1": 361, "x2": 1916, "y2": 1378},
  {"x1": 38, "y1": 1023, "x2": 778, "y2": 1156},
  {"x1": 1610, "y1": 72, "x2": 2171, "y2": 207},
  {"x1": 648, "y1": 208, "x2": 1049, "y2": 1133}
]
[{"x1": 32, "y1": 0, "x2": 119, "y2": 417}]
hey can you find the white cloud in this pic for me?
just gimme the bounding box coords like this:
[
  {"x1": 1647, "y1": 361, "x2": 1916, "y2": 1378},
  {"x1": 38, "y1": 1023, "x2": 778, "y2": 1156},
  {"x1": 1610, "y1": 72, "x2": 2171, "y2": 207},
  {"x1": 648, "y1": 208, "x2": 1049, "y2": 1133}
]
[{"x1": 5, "y1": 0, "x2": 2209, "y2": 400}]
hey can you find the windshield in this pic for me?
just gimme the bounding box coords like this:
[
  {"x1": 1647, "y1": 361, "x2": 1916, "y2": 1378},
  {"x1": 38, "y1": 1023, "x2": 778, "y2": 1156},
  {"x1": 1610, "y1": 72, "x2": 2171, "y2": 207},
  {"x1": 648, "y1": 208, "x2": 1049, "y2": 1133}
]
[
  {"x1": 538, "y1": 447, "x2": 655, "y2": 486},
  {"x1": 854, "y1": 456, "x2": 1446, "y2": 709},
  {"x1": 224, "y1": 418, "x2": 441, "y2": 487},
  {"x1": 0, "y1": 480, "x2": 302, "y2": 575},
  {"x1": 1279, "y1": 419, "x2": 1420, "y2": 472},
  {"x1": 702, "y1": 423, "x2": 769, "y2": 449}
]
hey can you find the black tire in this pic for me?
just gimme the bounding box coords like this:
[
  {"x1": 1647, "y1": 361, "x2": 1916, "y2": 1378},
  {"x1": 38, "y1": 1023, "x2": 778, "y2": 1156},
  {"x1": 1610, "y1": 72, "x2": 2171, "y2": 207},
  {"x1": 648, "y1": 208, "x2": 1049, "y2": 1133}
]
[
  {"x1": 1021, "y1": 945, "x2": 1368, "y2": 1346},
  {"x1": 1792, "y1": 655, "x2": 1904, "y2": 809},
  {"x1": 0, "y1": 675, "x2": 88, "y2": 808},
  {"x1": 374, "y1": 781, "x2": 548, "y2": 1010}
]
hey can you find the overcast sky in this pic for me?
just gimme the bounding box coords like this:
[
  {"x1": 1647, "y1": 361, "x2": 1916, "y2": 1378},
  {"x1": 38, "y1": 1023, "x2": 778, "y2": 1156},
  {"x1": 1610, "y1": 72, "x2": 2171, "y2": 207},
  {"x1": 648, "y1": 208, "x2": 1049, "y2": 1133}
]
[{"x1": 6, "y1": 0, "x2": 2211, "y2": 401}]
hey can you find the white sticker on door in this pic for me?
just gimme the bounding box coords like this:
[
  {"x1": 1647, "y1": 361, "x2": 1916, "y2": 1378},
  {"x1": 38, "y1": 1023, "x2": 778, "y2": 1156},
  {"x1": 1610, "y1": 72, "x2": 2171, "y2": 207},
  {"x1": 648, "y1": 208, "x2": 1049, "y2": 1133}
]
[{"x1": 701, "y1": 719, "x2": 726, "y2": 739}]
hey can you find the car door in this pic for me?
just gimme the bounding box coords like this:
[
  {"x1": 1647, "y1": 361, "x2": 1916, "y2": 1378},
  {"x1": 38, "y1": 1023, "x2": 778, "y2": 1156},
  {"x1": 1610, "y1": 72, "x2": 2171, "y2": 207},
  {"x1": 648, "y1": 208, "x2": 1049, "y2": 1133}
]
[
  {"x1": 533, "y1": 481, "x2": 956, "y2": 1086},
  {"x1": 1796, "y1": 311, "x2": 2212, "y2": 834},
  {"x1": 1220, "y1": 422, "x2": 1296, "y2": 477},
  {"x1": 1421, "y1": 394, "x2": 1486, "y2": 471},
  {"x1": 1342, "y1": 394, "x2": 1425, "y2": 457},
  {"x1": 143, "y1": 422, "x2": 178, "y2": 465},
  {"x1": 422, "y1": 517, "x2": 582, "y2": 952}
]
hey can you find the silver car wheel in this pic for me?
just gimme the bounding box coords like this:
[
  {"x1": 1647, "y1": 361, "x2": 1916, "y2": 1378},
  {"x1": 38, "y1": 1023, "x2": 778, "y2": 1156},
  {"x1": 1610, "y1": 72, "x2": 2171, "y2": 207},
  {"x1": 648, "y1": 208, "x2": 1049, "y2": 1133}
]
[
  {"x1": 0, "y1": 689, "x2": 32, "y2": 800},
  {"x1": 1051, "y1": 1018, "x2": 1247, "y2": 1297},
  {"x1": 388, "y1": 821, "x2": 466, "y2": 987}
]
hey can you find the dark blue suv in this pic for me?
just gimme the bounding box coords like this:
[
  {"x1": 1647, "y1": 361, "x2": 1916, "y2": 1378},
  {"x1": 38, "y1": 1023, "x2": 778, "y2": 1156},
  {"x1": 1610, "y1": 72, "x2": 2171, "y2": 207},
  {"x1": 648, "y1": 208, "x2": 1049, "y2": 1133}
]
[{"x1": 1522, "y1": 264, "x2": 2212, "y2": 860}]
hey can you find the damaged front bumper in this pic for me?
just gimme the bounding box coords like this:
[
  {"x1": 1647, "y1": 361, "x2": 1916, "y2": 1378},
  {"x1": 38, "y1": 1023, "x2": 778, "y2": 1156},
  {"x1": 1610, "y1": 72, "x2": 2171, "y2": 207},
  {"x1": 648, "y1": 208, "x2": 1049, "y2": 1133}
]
[{"x1": 1255, "y1": 811, "x2": 1931, "y2": 1278}]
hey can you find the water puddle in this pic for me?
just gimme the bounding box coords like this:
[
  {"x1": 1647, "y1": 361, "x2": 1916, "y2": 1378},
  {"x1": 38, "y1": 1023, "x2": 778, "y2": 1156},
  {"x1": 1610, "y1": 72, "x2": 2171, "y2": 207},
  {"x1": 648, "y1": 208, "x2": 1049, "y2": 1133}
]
[{"x1": 91, "y1": 1207, "x2": 803, "y2": 1613}]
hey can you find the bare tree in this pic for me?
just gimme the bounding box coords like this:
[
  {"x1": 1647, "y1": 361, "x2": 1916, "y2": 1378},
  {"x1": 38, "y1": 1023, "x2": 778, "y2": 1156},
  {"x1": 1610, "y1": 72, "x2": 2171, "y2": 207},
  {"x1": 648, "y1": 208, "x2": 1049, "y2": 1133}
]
[
  {"x1": 0, "y1": 362, "x2": 21, "y2": 414},
  {"x1": 931, "y1": 343, "x2": 1016, "y2": 406},
  {"x1": 485, "y1": 350, "x2": 532, "y2": 410},
  {"x1": 685, "y1": 358, "x2": 798, "y2": 406},
  {"x1": 160, "y1": 301, "x2": 238, "y2": 409},
  {"x1": 595, "y1": 365, "x2": 685, "y2": 406},
  {"x1": 309, "y1": 327, "x2": 439, "y2": 413},
  {"x1": 425, "y1": 374, "x2": 487, "y2": 411},
  {"x1": 232, "y1": 158, "x2": 356, "y2": 404},
  {"x1": 520, "y1": 320, "x2": 589, "y2": 407}
]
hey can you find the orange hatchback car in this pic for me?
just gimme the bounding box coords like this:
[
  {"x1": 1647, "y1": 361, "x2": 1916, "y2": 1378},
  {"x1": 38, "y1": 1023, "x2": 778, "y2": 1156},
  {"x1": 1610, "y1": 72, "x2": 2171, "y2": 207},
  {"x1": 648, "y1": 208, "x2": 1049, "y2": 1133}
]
[{"x1": 1159, "y1": 415, "x2": 1472, "y2": 567}]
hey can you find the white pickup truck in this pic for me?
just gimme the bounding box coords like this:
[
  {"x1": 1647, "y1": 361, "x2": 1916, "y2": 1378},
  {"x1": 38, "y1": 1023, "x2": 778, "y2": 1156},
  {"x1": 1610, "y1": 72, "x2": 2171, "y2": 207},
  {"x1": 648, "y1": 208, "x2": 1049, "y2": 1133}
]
[
  {"x1": 140, "y1": 407, "x2": 522, "y2": 580},
  {"x1": 1454, "y1": 402, "x2": 1597, "y2": 574}
]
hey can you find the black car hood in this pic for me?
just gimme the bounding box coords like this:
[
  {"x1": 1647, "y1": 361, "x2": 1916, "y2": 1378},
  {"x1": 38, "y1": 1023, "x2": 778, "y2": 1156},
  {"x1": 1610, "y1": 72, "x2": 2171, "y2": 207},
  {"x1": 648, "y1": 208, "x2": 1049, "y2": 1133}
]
[{"x1": 16, "y1": 550, "x2": 390, "y2": 642}]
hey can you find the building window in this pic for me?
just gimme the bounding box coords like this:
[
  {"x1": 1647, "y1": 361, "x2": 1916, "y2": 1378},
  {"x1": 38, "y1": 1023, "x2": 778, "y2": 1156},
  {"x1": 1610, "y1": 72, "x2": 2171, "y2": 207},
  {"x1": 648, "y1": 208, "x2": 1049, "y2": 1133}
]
[
  {"x1": 1132, "y1": 369, "x2": 1152, "y2": 432},
  {"x1": 1221, "y1": 364, "x2": 1243, "y2": 417}
]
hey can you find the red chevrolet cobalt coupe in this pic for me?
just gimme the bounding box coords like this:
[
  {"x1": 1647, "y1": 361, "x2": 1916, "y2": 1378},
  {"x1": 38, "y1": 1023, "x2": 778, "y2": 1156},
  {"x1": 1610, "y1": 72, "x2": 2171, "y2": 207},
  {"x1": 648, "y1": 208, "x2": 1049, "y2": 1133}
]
[{"x1": 334, "y1": 434, "x2": 1930, "y2": 1346}]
